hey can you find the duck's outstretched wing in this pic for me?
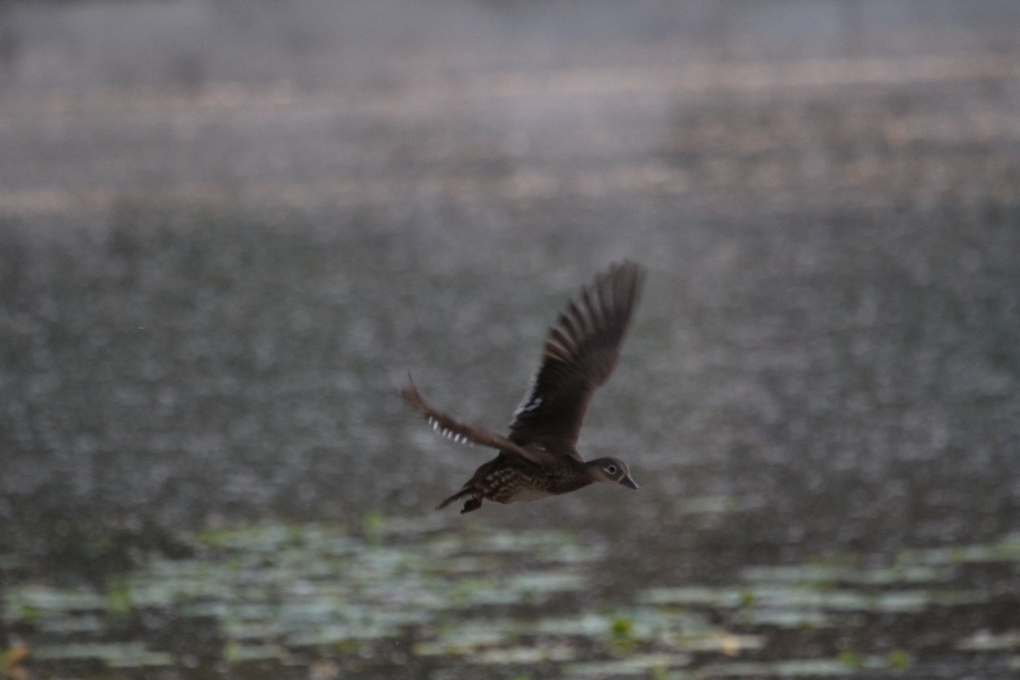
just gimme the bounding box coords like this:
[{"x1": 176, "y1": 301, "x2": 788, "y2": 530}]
[
  {"x1": 508, "y1": 260, "x2": 645, "y2": 458},
  {"x1": 401, "y1": 378, "x2": 548, "y2": 466}
]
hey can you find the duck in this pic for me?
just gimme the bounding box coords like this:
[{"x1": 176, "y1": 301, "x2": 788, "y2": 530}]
[{"x1": 402, "y1": 260, "x2": 645, "y2": 513}]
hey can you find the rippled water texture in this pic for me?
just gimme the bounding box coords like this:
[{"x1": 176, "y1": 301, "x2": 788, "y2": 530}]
[{"x1": 2, "y1": 2, "x2": 1020, "y2": 678}]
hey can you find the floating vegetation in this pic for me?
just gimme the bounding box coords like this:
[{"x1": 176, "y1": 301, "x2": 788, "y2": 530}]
[
  {"x1": 639, "y1": 584, "x2": 986, "y2": 613},
  {"x1": 699, "y1": 657, "x2": 857, "y2": 677},
  {"x1": 740, "y1": 563, "x2": 954, "y2": 586},
  {"x1": 32, "y1": 642, "x2": 174, "y2": 668},
  {"x1": 413, "y1": 619, "x2": 516, "y2": 656},
  {"x1": 222, "y1": 641, "x2": 286, "y2": 663},
  {"x1": 470, "y1": 643, "x2": 576, "y2": 665},
  {"x1": 957, "y1": 630, "x2": 1020, "y2": 651},
  {"x1": 897, "y1": 533, "x2": 1020, "y2": 566},
  {"x1": 732, "y1": 607, "x2": 853, "y2": 630},
  {"x1": 2, "y1": 517, "x2": 1018, "y2": 678},
  {"x1": 565, "y1": 653, "x2": 691, "y2": 676}
]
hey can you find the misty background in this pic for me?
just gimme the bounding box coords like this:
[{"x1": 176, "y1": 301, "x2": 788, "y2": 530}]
[{"x1": 1, "y1": 2, "x2": 1020, "y2": 678}]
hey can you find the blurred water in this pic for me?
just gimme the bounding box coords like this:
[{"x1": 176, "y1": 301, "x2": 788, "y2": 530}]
[
  {"x1": 2, "y1": 189, "x2": 1019, "y2": 562},
  {"x1": 2, "y1": 1, "x2": 1020, "y2": 678}
]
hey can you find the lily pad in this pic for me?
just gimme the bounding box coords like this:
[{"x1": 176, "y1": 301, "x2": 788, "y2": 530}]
[
  {"x1": 565, "y1": 653, "x2": 691, "y2": 676},
  {"x1": 33, "y1": 642, "x2": 174, "y2": 668}
]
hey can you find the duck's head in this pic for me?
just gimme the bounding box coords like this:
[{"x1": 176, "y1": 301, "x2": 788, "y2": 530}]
[{"x1": 586, "y1": 457, "x2": 638, "y2": 489}]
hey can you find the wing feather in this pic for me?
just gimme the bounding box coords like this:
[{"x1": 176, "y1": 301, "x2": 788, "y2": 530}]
[
  {"x1": 508, "y1": 260, "x2": 645, "y2": 456},
  {"x1": 401, "y1": 379, "x2": 549, "y2": 466}
]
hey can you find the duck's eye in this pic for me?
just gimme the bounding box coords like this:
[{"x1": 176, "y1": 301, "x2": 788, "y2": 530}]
[{"x1": 607, "y1": 465, "x2": 618, "y2": 475}]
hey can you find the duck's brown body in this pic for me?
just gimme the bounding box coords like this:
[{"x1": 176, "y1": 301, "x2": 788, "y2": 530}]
[
  {"x1": 438, "y1": 452, "x2": 598, "y2": 510},
  {"x1": 402, "y1": 261, "x2": 645, "y2": 513}
]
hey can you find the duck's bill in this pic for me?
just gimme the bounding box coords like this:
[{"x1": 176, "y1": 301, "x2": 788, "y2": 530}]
[{"x1": 620, "y1": 475, "x2": 639, "y2": 490}]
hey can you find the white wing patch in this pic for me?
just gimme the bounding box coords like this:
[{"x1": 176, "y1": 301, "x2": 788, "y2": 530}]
[
  {"x1": 428, "y1": 417, "x2": 473, "y2": 446},
  {"x1": 521, "y1": 396, "x2": 542, "y2": 413},
  {"x1": 511, "y1": 374, "x2": 543, "y2": 425}
]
